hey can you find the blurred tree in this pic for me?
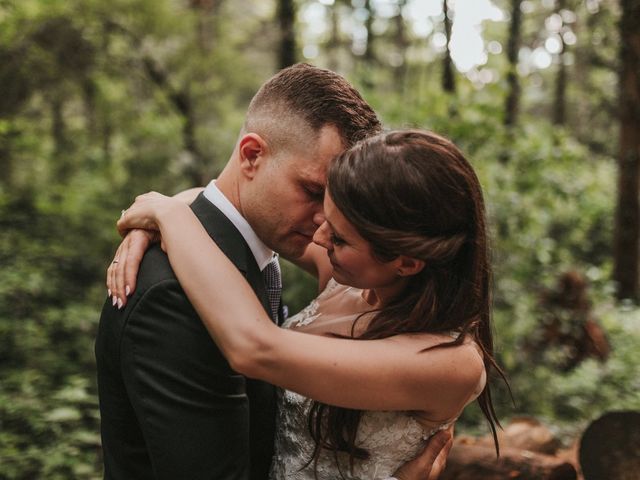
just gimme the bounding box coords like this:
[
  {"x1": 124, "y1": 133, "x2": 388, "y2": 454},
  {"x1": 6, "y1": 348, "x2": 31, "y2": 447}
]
[
  {"x1": 613, "y1": 0, "x2": 640, "y2": 301},
  {"x1": 569, "y1": 0, "x2": 618, "y2": 155},
  {"x1": 505, "y1": 0, "x2": 523, "y2": 127},
  {"x1": 189, "y1": 0, "x2": 224, "y2": 50},
  {"x1": 552, "y1": 0, "x2": 568, "y2": 126},
  {"x1": 363, "y1": 0, "x2": 376, "y2": 63},
  {"x1": 325, "y1": 1, "x2": 342, "y2": 71},
  {"x1": 442, "y1": 0, "x2": 455, "y2": 93},
  {"x1": 277, "y1": 0, "x2": 297, "y2": 68},
  {"x1": 391, "y1": 0, "x2": 409, "y2": 85}
]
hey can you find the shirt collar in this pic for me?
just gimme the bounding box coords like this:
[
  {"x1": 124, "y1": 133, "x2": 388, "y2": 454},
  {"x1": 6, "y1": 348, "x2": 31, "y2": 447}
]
[{"x1": 202, "y1": 181, "x2": 275, "y2": 271}]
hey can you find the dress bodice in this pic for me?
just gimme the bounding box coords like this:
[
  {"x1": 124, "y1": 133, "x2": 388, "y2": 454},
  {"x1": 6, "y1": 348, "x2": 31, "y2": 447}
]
[{"x1": 269, "y1": 279, "x2": 480, "y2": 479}]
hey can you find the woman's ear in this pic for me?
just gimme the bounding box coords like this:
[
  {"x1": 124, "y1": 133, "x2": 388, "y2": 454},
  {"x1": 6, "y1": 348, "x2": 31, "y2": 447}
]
[
  {"x1": 395, "y1": 256, "x2": 425, "y2": 277},
  {"x1": 238, "y1": 133, "x2": 268, "y2": 179}
]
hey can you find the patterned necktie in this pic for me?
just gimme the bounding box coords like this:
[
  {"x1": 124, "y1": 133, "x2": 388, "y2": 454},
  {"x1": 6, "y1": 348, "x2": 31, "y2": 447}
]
[{"x1": 262, "y1": 256, "x2": 282, "y2": 322}]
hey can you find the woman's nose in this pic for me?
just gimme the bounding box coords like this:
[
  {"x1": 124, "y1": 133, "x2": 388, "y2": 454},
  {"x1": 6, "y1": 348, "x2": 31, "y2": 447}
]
[{"x1": 312, "y1": 222, "x2": 332, "y2": 250}]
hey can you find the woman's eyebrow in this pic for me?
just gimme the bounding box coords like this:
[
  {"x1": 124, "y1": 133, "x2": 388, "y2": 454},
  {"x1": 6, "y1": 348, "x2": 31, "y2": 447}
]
[{"x1": 325, "y1": 219, "x2": 346, "y2": 239}]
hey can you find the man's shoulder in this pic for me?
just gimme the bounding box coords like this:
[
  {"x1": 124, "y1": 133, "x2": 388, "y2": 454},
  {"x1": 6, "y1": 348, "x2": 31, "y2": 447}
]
[
  {"x1": 122, "y1": 245, "x2": 190, "y2": 317},
  {"x1": 135, "y1": 244, "x2": 178, "y2": 291}
]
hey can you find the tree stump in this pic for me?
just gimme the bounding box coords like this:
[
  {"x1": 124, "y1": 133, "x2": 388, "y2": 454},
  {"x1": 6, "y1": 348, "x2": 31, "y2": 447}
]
[{"x1": 579, "y1": 411, "x2": 640, "y2": 480}]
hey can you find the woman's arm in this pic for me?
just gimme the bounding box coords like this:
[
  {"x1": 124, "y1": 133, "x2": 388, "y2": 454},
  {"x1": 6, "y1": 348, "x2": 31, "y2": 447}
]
[
  {"x1": 108, "y1": 186, "x2": 333, "y2": 305},
  {"x1": 172, "y1": 187, "x2": 205, "y2": 203},
  {"x1": 118, "y1": 193, "x2": 484, "y2": 417}
]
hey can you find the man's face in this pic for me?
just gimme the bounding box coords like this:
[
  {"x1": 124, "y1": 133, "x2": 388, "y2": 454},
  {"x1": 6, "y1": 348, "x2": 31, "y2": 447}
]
[{"x1": 242, "y1": 125, "x2": 344, "y2": 259}]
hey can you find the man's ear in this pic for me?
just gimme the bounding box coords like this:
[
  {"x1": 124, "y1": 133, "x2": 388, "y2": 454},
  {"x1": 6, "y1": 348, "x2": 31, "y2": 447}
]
[
  {"x1": 238, "y1": 133, "x2": 269, "y2": 179},
  {"x1": 394, "y1": 256, "x2": 425, "y2": 277}
]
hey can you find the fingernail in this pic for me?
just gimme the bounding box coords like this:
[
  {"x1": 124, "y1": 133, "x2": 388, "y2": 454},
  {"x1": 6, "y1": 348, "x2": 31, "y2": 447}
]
[
  {"x1": 112, "y1": 296, "x2": 117, "y2": 307},
  {"x1": 108, "y1": 289, "x2": 112, "y2": 297},
  {"x1": 125, "y1": 285, "x2": 131, "y2": 297},
  {"x1": 117, "y1": 298, "x2": 124, "y2": 310}
]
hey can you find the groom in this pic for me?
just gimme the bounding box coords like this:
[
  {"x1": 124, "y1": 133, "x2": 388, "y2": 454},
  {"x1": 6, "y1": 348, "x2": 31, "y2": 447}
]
[{"x1": 96, "y1": 64, "x2": 450, "y2": 480}]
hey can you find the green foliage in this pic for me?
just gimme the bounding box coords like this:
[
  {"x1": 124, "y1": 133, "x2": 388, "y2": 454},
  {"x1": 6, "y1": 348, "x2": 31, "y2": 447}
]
[
  {"x1": 507, "y1": 306, "x2": 640, "y2": 422},
  {"x1": 281, "y1": 259, "x2": 318, "y2": 316},
  {"x1": 1, "y1": 372, "x2": 102, "y2": 480}
]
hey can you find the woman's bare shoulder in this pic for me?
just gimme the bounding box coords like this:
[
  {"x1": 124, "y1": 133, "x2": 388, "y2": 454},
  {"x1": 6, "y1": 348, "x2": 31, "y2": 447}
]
[{"x1": 394, "y1": 332, "x2": 486, "y2": 415}]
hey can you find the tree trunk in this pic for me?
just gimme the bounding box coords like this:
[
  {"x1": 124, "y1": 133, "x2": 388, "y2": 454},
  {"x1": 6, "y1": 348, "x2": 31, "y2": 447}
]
[
  {"x1": 0, "y1": 128, "x2": 12, "y2": 189},
  {"x1": 553, "y1": 53, "x2": 567, "y2": 125},
  {"x1": 327, "y1": 3, "x2": 341, "y2": 72},
  {"x1": 364, "y1": 0, "x2": 376, "y2": 63},
  {"x1": 504, "y1": 0, "x2": 523, "y2": 127},
  {"x1": 190, "y1": 0, "x2": 221, "y2": 51},
  {"x1": 82, "y1": 78, "x2": 97, "y2": 138},
  {"x1": 51, "y1": 96, "x2": 73, "y2": 182},
  {"x1": 277, "y1": 0, "x2": 296, "y2": 69},
  {"x1": 613, "y1": 0, "x2": 640, "y2": 301},
  {"x1": 141, "y1": 56, "x2": 208, "y2": 186},
  {"x1": 442, "y1": 0, "x2": 455, "y2": 93},
  {"x1": 552, "y1": 0, "x2": 567, "y2": 125},
  {"x1": 51, "y1": 97, "x2": 66, "y2": 156},
  {"x1": 392, "y1": 0, "x2": 409, "y2": 85}
]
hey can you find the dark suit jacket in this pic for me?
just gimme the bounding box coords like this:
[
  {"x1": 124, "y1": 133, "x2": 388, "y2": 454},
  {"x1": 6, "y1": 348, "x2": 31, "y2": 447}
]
[{"x1": 95, "y1": 193, "x2": 276, "y2": 480}]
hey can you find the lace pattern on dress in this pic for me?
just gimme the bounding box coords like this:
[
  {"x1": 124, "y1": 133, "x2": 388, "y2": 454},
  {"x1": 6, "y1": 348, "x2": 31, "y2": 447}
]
[
  {"x1": 269, "y1": 388, "x2": 441, "y2": 480},
  {"x1": 283, "y1": 279, "x2": 342, "y2": 329}
]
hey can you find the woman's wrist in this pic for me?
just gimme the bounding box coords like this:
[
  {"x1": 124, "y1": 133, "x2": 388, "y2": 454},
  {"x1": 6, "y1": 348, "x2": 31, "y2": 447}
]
[{"x1": 156, "y1": 198, "x2": 189, "y2": 230}]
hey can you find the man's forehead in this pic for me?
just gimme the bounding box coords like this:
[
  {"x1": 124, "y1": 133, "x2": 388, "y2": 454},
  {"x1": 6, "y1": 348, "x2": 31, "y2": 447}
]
[
  {"x1": 298, "y1": 161, "x2": 328, "y2": 187},
  {"x1": 285, "y1": 124, "x2": 343, "y2": 185}
]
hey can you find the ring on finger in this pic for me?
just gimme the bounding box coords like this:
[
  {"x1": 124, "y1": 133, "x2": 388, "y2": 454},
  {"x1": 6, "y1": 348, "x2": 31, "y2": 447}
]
[{"x1": 120, "y1": 209, "x2": 126, "y2": 218}]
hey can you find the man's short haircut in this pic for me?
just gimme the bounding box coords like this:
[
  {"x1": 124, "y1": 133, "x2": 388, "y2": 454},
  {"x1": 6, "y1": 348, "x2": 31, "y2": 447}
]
[{"x1": 245, "y1": 63, "x2": 381, "y2": 153}]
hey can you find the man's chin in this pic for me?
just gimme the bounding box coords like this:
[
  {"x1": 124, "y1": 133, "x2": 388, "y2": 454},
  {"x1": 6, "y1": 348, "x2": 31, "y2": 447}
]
[{"x1": 277, "y1": 234, "x2": 313, "y2": 259}]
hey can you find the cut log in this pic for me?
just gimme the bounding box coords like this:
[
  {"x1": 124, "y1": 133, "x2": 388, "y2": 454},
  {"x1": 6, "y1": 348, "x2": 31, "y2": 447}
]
[
  {"x1": 579, "y1": 411, "x2": 640, "y2": 480},
  {"x1": 473, "y1": 416, "x2": 561, "y2": 455},
  {"x1": 441, "y1": 443, "x2": 577, "y2": 480}
]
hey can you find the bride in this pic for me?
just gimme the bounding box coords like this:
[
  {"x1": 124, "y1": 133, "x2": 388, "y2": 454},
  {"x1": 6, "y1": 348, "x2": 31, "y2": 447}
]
[{"x1": 109, "y1": 130, "x2": 504, "y2": 479}]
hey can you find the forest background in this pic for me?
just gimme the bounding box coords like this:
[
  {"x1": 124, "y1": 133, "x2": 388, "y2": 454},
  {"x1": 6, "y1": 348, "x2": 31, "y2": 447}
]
[{"x1": 1, "y1": 0, "x2": 639, "y2": 478}]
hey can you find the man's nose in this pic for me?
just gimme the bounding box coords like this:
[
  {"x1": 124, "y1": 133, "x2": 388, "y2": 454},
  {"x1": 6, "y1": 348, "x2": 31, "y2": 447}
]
[
  {"x1": 313, "y1": 212, "x2": 325, "y2": 227},
  {"x1": 312, "y1": 221, "x2": 332, "y2": 250}
]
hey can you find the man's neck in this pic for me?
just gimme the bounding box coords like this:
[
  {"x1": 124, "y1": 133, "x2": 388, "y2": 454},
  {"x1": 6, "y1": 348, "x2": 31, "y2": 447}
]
[
  {"x1": 215, "y1": 169, "x2": 243, "y2": 216},
  {"x1": 203, "y1": 173, "x2": 274, "y2": 270}
]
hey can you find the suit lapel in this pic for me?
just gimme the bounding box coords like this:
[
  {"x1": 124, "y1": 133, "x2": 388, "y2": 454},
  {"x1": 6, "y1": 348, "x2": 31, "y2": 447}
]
[{"x1": 189, "y1": 193, "x2": 273, "y2": 321}]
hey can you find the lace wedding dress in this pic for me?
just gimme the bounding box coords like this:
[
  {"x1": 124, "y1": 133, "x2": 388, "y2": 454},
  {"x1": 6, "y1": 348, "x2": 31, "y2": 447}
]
[{"x1": 269, "y1": 279, "x2": 484, "y2": 479}]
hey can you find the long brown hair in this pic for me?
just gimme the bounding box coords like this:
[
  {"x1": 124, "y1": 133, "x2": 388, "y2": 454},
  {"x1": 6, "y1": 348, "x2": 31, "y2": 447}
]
[{"x1": 307, "y1": 130, "x2": 507, "y2": 473}]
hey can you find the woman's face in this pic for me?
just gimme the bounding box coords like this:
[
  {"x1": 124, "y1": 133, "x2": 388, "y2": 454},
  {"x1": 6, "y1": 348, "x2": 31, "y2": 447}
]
[{"x1": 312, "y1": 192, "x2": 402, "y2": 291}]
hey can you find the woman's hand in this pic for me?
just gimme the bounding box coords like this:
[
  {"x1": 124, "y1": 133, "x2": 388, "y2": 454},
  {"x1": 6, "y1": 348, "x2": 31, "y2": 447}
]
[
  {"x1": 106, "y1": 229, "x2": 157, "y2": 309},
  {"x1": 108, "y1": 192, "x2": 187, "y2": 308},
  {"x1": 116, "y1": 192, "x2": 181, "y2": 236}
]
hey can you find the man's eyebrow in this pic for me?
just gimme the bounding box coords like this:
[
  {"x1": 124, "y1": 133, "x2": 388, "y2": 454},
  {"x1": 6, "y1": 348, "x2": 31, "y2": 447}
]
[{"x1": 302, "y1": 180, "x2": 325, "y2": 192}]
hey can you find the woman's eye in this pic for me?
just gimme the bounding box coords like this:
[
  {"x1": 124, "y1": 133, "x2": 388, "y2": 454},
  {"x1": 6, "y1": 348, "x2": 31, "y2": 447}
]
[{"x1": 330, "y1": 234, "x2": 345, "y2": 246}]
